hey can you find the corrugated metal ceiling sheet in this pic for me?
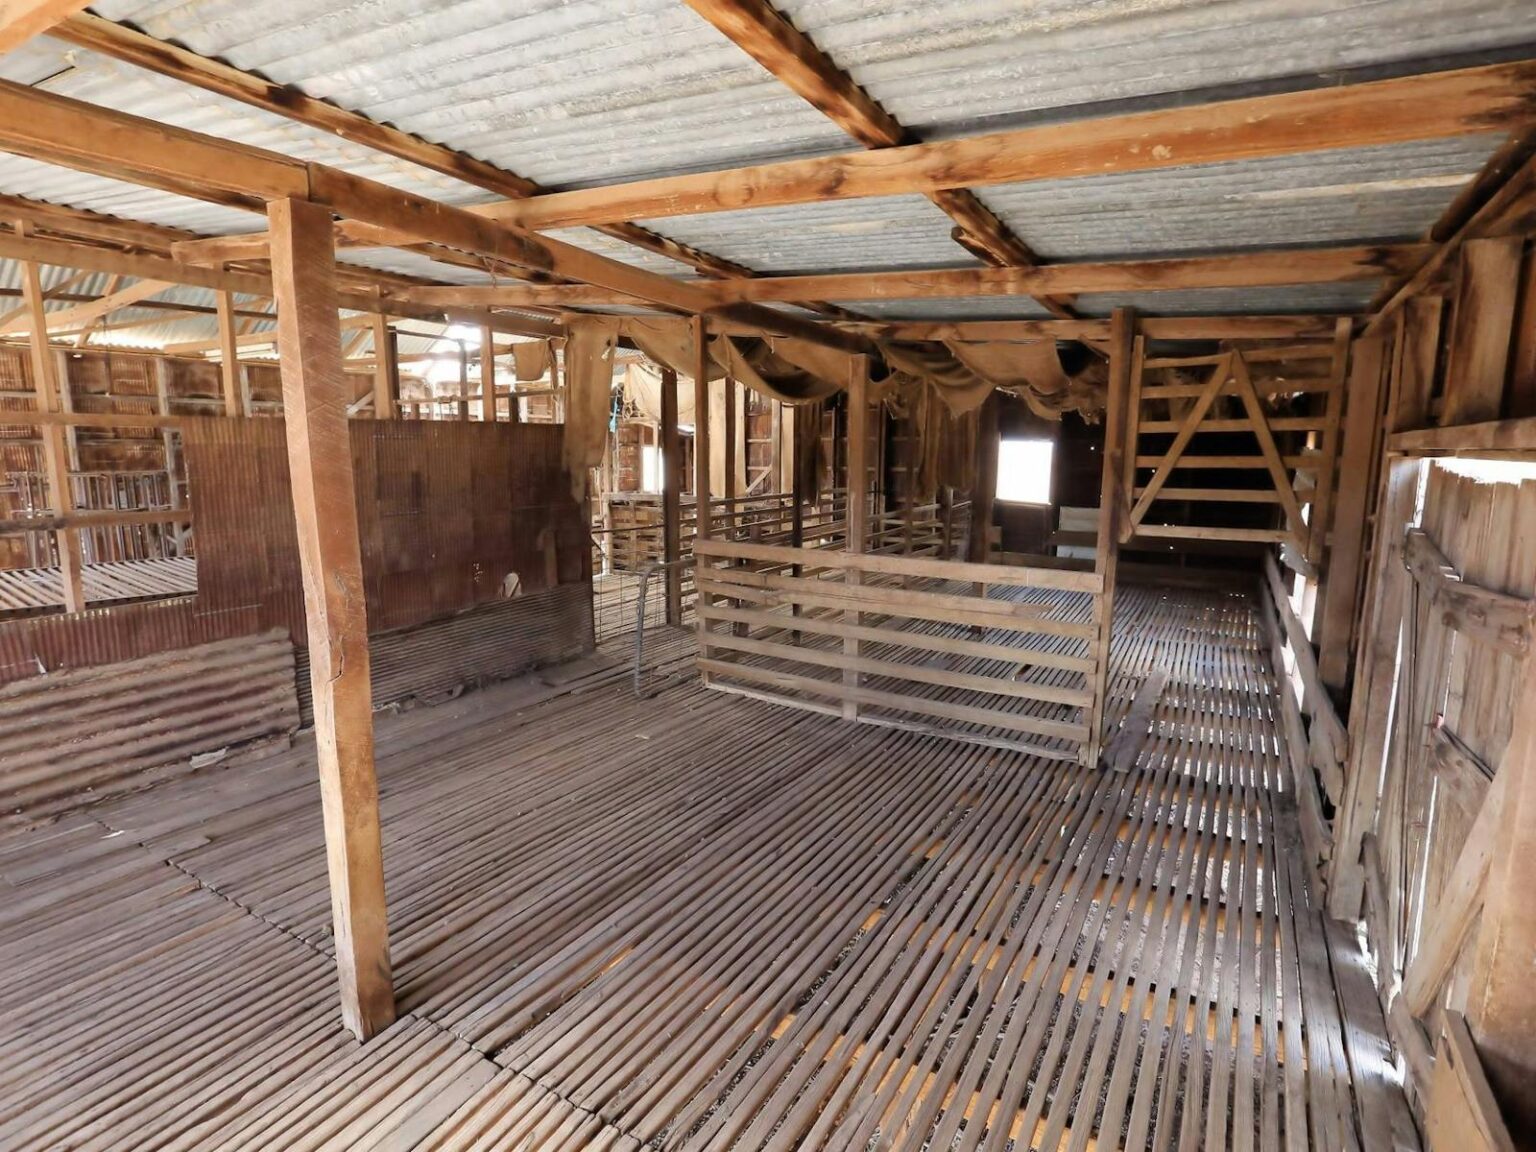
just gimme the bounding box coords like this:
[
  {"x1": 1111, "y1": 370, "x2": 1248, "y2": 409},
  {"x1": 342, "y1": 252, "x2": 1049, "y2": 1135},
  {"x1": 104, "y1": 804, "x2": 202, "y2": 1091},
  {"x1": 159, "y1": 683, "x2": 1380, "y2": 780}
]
[
  {"x1": 0, "y1": 0, "x2": 1524, "y2": 333},
  {"x1": 975, "y1": 136, "x2": 1504, "y2": 261},
  {"x1": 770, "y1": 0, "x2": 1536, "y2": 137},
  {"x1": 638, "y1": 195, "x2": 978, "y2": 273},
  {"x1": 90, "y1": 0, "x2": 854, "y2": 187}
]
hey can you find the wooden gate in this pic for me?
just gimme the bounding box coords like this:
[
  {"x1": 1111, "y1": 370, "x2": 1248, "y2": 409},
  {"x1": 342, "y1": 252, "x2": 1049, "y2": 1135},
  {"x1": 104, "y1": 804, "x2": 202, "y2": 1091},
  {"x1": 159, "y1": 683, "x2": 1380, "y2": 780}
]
[{"x1": 1122, "y1": 322, "x2": 1351, "y2": 568}]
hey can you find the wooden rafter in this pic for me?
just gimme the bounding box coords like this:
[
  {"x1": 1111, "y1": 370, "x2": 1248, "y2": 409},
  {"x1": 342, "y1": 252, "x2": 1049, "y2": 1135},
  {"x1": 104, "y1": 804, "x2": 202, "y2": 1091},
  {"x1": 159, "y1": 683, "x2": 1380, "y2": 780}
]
[
  {"x1": 399, "y1": 61, "x2": 1536, "y2": 232},
  {"x1": 0, "y1": 78, "x2": 863, "y2": 354},
  {"x1": 680, "y1": 0, "x2": 1076, "y2": 319},
  {"x1": 379, "y1": 244, "x2": 1424, "y2": 309},
  {"x1": 0, "y1": 229, "x2": 565, "y2": 338},
  {"x1": 0, "y1": 0, "x2": 91, "y2": 54}
]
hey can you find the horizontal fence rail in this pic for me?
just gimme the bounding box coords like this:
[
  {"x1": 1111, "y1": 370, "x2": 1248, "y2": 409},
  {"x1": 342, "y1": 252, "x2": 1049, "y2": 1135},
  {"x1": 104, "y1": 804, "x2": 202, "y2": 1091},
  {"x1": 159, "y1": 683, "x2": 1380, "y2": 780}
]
[{"x1": 693, "y1": 538, "x2": 1105, "y2": 764}]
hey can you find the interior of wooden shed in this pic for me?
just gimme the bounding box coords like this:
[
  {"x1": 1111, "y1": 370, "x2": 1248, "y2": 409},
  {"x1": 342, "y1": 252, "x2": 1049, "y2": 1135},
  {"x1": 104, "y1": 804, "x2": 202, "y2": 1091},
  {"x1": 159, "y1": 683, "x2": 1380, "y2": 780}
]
[{"x1": 2, "y1": 3, "x2": 1535, "y2": 1150}]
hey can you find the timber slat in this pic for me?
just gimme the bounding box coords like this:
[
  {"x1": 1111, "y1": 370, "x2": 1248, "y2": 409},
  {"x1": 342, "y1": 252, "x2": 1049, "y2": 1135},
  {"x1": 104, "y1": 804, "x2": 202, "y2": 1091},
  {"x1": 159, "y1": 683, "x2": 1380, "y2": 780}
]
[{"x1": 0, "y1": 586, "x2": 1408, "y2": 1151}]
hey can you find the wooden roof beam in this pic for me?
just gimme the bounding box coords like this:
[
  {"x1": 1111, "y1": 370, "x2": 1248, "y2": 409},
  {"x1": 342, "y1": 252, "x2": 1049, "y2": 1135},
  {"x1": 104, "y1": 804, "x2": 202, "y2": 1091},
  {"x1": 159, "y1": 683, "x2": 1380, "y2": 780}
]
[
  {"x1": 681, "y1": 0, "x2": 1076, "y2": 317},
  {"x1": 445, "y1": 60, "x2": 1536, "y2": 230},
  {"x1": 0, "y1": 79, "x2": 864, "y2": 353},
  {"x1": 0, "y1": 229, "x2": 565, "y2": 338},
  {"x1": 394, "y1": 244, "x2": 1426, "y2": 308},
  {"x1": 0, "y1": 0, "x2": 91, "y2": 53}
]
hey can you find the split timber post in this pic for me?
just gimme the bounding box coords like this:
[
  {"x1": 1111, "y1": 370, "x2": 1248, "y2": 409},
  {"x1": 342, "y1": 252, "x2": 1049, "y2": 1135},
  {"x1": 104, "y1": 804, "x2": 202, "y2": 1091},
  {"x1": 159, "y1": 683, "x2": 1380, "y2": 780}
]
[
  {"x1": 842, "y1": 354, "x2": 870, "y2": 721},
  {"x1": 268, "y1": 196, "x2": 395, "y2": 1042},
  {"x1": 660, "y1": 366, "x2": 683, "y2": 625},
  {"x1": 1088, "y1": 308, "x2": 1135, "y2": 765},
  {"x1": 693, "y1": 316, "x2": 713, "y2": 685}
]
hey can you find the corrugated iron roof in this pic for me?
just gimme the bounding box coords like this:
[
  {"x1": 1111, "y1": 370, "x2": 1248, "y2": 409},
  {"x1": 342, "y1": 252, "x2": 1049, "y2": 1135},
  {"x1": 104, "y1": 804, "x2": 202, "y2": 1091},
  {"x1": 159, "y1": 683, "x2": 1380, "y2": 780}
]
[
  {"x1": 769, "y1": 0, "x2": 1536, "y2": 137},
  {"x1": 0, "y1": 0, "x2": 1527, "y2": 331}
]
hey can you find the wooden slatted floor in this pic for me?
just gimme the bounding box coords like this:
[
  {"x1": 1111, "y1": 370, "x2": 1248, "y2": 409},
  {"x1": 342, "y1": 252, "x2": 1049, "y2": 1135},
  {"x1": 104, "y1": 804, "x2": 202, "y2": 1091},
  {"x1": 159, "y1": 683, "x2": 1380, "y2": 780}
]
[
  {"x1": 0, "y1": 585, "x2": 1414, "y2": 1151},
  {"x1": 0, "y1": 555, "x2": 198, "y2": 613}
]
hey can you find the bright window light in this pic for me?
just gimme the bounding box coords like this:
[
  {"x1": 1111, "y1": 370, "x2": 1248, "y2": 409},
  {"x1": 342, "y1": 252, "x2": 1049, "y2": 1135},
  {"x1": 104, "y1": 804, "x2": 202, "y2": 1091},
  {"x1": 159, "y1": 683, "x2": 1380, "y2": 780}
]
[
  {"x1": 641, "y1": 444, "x2": 663, "y2": 493},
  {"x1": 995, "y1": 438, "x2": 1053, "y2": 505}
]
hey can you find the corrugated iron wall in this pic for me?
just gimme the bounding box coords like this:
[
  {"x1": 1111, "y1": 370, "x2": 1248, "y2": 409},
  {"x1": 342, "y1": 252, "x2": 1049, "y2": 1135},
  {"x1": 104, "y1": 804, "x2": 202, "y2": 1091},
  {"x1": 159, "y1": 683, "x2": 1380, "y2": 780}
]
[
  {"x1": 296, "y1": 583, "x2": 594, "y2": 722},
  {"x1": 0, "y1": 417, "x2": 591, "y2": 682},
  {"x1": 0, "y1": 630, "x2": 299, "y2": 817}
]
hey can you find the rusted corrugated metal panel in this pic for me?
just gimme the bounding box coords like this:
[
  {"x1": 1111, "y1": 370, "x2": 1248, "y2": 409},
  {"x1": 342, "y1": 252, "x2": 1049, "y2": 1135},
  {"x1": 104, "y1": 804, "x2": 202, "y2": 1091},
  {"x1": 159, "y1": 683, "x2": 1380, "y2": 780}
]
[
  {"x1": 0, "y1": 417, "x2": 592, "y2": 684},
  {"x1": 0, "y1": 630, "x2": 298, "y2": 817},
  {"x1": 295, "y1": 583, "x2": 594, "y2": 722}
]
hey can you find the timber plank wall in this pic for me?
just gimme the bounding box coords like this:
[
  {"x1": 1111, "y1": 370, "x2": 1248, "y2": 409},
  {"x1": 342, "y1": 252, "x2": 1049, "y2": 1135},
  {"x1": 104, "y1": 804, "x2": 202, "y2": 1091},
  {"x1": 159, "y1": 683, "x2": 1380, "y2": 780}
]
[{"x1": 0, "y1": 417, "x2": 591, "y2": 683}]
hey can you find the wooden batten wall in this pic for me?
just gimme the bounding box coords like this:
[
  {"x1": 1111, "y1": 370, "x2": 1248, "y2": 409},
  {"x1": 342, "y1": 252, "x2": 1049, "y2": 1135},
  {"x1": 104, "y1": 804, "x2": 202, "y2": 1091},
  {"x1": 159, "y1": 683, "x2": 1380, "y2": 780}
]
[{"x1": 1287, "y1": 229, "x2": 1536, "y2": 1148}]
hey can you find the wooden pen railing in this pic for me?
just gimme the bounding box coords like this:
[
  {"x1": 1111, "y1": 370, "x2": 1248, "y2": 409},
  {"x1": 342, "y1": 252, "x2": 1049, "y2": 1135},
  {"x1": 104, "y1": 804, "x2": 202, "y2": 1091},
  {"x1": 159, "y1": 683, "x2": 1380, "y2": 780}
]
[{"x1": 693, "y1": 538, "x2": 1105, "y2": 764}]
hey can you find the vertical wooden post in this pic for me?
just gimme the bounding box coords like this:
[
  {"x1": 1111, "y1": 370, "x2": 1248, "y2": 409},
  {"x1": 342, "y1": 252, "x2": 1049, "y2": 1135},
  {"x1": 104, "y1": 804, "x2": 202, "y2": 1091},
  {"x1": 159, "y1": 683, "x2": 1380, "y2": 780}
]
[
  {"x1": 457, "y1": 342, "x2": 469, "y2": 421},
  {"x1": 693, "y1": 317, "x2": 713, "y2": 682},
  {"x1": 1317, "y1": 332, "x2": 1388, "y2": 691},
  {"x1": 842, "y1": 354, "x2": 870, "y2": 720},
  {"x1": 1088, "y1": 308, "x2": 1135, "y2": 766},
  {"x1": 968, "y1": 392, "x2": 1000, "y2": 564},
  {"x1": 1305, "y1": 317, "x2": 1352, "y2": 566},
  {"x1": 19, "y1": 255, "x2": 84, "y2": 612},
  {"x1": 153, "y1": 359, "x2": 184, "y2": 556},
  {"x1": 215, "y1": 289, "x2": 243, "y2": 416},
  {"x1": 268, "y1": 196, "x2": 394, "y2": 1043},
  {"x1": 480, "y1": 325, "x2": 496, "y2": 422},
  {"x1": 371, "y1": 315, "x2": 396, "y2": 420},
  {"x1": 1328, "y1": 456, "x2": 1420, "y2": 918},
  {"x1": 660, "y1": 367, "x2": 683, "y2": 625},
  {"x1": 731, "y1": 378, "x2": 747, "y2": 503}
]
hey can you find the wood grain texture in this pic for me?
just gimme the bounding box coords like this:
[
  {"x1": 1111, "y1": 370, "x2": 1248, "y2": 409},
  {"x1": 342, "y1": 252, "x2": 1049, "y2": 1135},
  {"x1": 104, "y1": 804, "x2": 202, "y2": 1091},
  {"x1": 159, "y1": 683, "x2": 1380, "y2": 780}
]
[
  {"x1": 269, "y1": 195, "x2": 394, "y2": 1042},
  {"x1": 479, "y1": 61, "x2": 1536, "y2": 229},
  {"x1": 0, "y1": 586, "x2": 1411, "y2": 1150}
]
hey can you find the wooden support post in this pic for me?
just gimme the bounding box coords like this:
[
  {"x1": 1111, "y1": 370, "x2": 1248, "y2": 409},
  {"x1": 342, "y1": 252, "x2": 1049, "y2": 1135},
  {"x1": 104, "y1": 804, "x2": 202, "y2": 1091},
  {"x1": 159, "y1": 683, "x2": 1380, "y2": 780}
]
[
  {"x1": 692, "y1": 316, "x2": 713, "y2": 683},
  {"x1": 153, "y1": 358, "x2": 183, "y2": 556},
  {"x1": 1317, "y1": 331, "x2": 1387, "y2": 691},
  {"x1": 1088, "y1": 308, "x2": 1134, "y2": 766},
  {"x1": 1328, "y1": 458, "x2": 1421, "y2": 919},
  {"x1": 215, "y1": 289, "x2": 243, "y2": 416},
  {"x1": 19, "y1": 254, "x2": 84, "y2": 611},
  {"x1": 480, "y1": 324, "x2": 495, "y2": 422},
  {"x1": 843, "y1": 354, "x2": 870, "y2": 721},
  {"x1": 969, "y1": 393, "x2": 999, "y2": 564},
  {"x1": 371, "y1": 314, "x2": 395, "y2": 419},
  {"x1": 457, "y1": 341, "x2": 469, "y2": 421},
  {"x1": 660, "y1": 366, "x2": 683, "y2": 625},
  {"x1": 732, "y1": 377, "x2": 747, "y2": 503},
  {"x1": 267, "y1": 196, "x2": 394, "y2": 1043}
]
